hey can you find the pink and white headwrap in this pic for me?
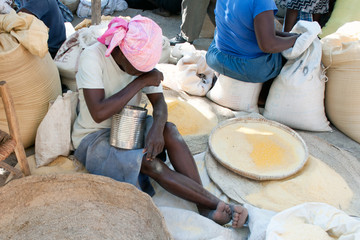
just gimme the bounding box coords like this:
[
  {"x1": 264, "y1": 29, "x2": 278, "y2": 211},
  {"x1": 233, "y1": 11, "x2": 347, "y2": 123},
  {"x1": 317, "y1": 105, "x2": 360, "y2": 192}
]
[{"x1": 97, "y1": 15, "x2": 163, "y2": 72}]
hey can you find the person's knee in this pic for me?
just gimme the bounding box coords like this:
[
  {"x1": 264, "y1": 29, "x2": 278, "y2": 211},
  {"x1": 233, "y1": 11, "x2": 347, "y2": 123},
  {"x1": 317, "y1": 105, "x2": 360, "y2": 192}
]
[
  {"x1": 141, "y1": 156, "x2": 164, "y2": 176},
  {"x1": 164, "y1": 122, "x2": 182, "y2": 139}
]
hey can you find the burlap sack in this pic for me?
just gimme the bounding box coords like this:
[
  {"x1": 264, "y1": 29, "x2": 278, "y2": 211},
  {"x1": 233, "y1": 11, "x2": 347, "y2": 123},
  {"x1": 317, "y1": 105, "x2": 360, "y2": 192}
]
[
  {"x1": 321, "y1": 22, "x2": 360, "y2": 143},
  {"x1": 0, "y1": 11, "x2": 62, "y2": 148},
  {"x1": 0, "y1": 174, "x2": 172, "y2": 240},
  {"x1": 35, "y1": 91, "x2": 78, "y2": 167}
]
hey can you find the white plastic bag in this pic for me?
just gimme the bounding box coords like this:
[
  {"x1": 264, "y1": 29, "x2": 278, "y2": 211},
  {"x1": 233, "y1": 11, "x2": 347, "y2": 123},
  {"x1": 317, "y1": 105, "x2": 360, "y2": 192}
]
[
  {"x1": 159, "y1": 36, "x2": 171, "y2": 64},
  {"x1": 177, "y1": 51, "x2": 214, "y2": 96},
  {"x1": 244, "y1": 204, "x2": 277, "y2": 240},
  {"x1": 35, "y1": 91, "x2": 78, "y2": 167},
  {"x1": 206, "y1": 74, "x2": 262, "y2": 112},
  {"x1": 263, "y1": 21, "x2": 331, "y2": 131},
  {"x1": 266, "y1": 202, "x2": 360, "y2": 240},
  {"x1": 0, "y1": 0, "x2": 12, "y2": 14},
  {"x1": 76, "y1": 0, "x2": 127, "y2": 18}
]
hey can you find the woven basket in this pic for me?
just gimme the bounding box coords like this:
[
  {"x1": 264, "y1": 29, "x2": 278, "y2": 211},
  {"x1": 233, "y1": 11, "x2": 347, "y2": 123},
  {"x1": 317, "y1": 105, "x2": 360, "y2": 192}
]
[
  {"x1": 208, "y1": 118, "x2": 309, "y2": 181},
  {"x1": 0, "y1": 174, "x2": 172, "y2": 240}
]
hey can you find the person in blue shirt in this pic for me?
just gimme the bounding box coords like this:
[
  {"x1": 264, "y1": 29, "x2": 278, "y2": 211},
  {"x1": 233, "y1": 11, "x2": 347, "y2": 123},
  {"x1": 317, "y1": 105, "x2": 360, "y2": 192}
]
[
  {"x1": 206, "y1": 0, "x2": 299, "y2": 103},
  {"x1": 17, "y1": 0, "x2": 66, "y2": 58}
]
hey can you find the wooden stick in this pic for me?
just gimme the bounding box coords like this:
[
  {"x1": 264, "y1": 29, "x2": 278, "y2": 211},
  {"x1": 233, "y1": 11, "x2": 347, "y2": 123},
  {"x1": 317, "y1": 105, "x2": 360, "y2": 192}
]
[
  {"x1": 0, "y1": 161, "x2": 24, "y2": 178},
  {"x1": 91, "y1": 0, "x2": 101, "y2": 25},
  {"x1": 0, "y1": 81, "x2": 30, "y2": 176}
]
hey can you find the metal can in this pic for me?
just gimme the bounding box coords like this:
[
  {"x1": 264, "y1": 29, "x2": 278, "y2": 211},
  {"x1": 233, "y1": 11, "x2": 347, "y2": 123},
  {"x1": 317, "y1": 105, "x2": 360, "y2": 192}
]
[{"x1": 110, "y1": 105, "x2": 148, "y2": 150}]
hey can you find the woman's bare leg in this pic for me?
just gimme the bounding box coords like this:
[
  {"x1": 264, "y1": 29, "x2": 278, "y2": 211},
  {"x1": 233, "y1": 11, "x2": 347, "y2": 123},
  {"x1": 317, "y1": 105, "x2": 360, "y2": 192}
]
[{"x1": 140, "y1": 122, "x2": 248, "y2": 227}]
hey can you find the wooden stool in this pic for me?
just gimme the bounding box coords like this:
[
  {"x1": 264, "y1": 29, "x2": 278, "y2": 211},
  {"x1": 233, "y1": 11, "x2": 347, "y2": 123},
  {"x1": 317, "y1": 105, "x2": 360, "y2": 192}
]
[{"x1": 0, "y1": 81, "x2": 30, "y2": 178}]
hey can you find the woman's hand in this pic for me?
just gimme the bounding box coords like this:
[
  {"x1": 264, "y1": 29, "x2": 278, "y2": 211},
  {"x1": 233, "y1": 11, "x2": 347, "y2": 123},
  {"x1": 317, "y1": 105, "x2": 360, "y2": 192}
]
[
  {"x1": 144, "y1": 93, "x2": 167, "y2": 160},
  {"x1": 136, "y1": 69, "x2": 164, "y2": 88},
  {"x1": 143, "y1": 127, "x2": 165, "y2": 160}
]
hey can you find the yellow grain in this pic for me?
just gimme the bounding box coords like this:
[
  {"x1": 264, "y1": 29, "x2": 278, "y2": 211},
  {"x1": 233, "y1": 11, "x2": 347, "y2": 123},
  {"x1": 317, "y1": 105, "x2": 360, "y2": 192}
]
[{"x1": 248, "y1": 135, "x2": 284, "y2": 168}]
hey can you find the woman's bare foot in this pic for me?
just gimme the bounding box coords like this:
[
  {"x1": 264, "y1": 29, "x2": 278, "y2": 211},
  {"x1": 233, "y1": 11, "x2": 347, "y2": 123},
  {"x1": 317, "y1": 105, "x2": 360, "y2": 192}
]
[
  {"x1": 199, "y1": 201, "x2": 232, "y2": 225},
  {"x1": 230, "y1": 205, "x2": 248, "y2": 228}
]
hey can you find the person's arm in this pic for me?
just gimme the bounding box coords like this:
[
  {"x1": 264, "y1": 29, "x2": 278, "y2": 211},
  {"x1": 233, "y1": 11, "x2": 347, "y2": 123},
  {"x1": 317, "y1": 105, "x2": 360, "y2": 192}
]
[
  {"x1": 275, "y1": 31, "x2": 299, "y2": 37},
  {"x1": 83, "y1": 69, "x2": 163, "y2": 123},
  {"x1": 144, "y1": 92, "x2": 168, "y2": 160},
  {"x1": 254, "y1": 10, "x2": 300, "y2": 53}
]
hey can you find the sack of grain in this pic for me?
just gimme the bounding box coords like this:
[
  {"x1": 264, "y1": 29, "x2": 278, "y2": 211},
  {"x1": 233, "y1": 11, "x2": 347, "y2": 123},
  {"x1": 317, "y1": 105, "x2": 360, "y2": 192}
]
[
  {"x1": 0, "y1": 11, "x2": 62, "y2": 148},
  {"x1": 321, "y1": 21, "x2": 360, "y2": 143},
  {"x1": 35, "y1": 91, "x2": 78, "y2": 167},
  {"x1": 177, "y1": 51, "x2": 214, "y2": 96},
  {"x1": 264, "y1": 21, "x2": 331, "y2": 131},
  {"x1": 207, "y1": 74, "x2": 262, "y2": 113}
]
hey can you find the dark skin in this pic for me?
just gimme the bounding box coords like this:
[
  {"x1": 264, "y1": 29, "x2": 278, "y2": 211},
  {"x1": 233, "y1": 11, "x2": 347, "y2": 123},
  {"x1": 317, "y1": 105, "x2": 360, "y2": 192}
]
[
  {"x1": 254, "y1": 10, "x2": 299, "y2": 53},
  {"x1": 254, "y1": 10, "x2": 300, "y2": 104},
  {"x1": 83, "y1": 46, "x2": 248, "y2": 228},
  {"x1": 284, "y1": 9, "x2": 322, "y2": 32}
]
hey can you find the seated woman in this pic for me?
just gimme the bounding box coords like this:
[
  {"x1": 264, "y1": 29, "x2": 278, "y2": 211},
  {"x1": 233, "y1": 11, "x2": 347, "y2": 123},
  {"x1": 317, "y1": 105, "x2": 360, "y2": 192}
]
[
  {"x1": 71, "y1": 15, "x2": 248, "y2": 228},
  {"x1": 206, "y1": 0, "x2": 300, "y2": 101}
]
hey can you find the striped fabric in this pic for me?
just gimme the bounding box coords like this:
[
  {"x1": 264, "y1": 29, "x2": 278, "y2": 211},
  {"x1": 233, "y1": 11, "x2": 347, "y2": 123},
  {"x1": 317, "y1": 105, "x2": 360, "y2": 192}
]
[{"x1": 276, "y1": 0, "x2": 329, "y2": 14}]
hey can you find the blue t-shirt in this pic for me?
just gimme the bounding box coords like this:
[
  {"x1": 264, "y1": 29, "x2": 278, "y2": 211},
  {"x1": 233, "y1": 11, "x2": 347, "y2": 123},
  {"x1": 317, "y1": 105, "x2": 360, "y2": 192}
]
[
  {"x1": 18, "y1": 0, "x2": 66, "y2": 53},
  {"x1": 214, "y1": 0, "x2": 278, "y2": 59}
]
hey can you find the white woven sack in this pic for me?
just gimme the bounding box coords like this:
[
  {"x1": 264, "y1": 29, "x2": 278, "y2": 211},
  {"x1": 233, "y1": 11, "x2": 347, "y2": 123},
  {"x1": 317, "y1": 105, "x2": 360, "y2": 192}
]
[
  {"x1": 177, "y1": 51, "x2": 214, "y2": 96},
  {"x1": 266, "y1": 202, "x2": 360, "y2": 240},
  {"x1": 206, "y1": 74, "x2": 262, "y2": 112},
  {"x1": 55, "y1": 22, "x2": 108, "y2": 80},
  {"x1": 77, "y1": 0, "x2": 115, "y2": 18},
  {"x1": 35, "y1": 91, "x2": 79, "y2": 167},
  {"x1": 264, "y1": 21, "x2": 331, "y2": 131},
  {"x1": 159, "y1": 36, "x2": 170, "y2": 64},
  {"x1": 171, "y1": 42, "x2": 197, "y2": 62},
  {"x1": 0, "y1": 0, "x2": 12, "y2": 14},
  {"x1": 76, "y1": 0, "x2": 126, "y2": 18},
  {"x1": 61, "y1": 76, "x2": 78, "y2": 92}
]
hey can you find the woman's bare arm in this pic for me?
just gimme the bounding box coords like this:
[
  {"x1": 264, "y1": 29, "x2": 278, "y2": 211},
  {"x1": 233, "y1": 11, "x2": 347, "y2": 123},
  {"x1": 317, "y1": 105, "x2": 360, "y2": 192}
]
[
  {"x1": 83, "y1": 69, "x2": 163, "y2": 123},
  {"x1": 254, "y1": 10, "x2": 299, "y2": 53}
]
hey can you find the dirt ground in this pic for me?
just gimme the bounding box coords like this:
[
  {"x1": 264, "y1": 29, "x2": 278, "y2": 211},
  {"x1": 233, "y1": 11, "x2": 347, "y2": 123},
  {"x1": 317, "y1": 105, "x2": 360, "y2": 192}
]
[{"x1": 1, "y1": 7, "x2": 360, "y2": 187}]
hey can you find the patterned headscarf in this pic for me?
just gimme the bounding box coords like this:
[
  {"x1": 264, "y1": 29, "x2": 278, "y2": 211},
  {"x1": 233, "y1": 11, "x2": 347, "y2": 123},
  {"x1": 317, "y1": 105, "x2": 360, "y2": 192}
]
[{"x1": 97, "y1": 15, "x2": 163, "y2": 72}]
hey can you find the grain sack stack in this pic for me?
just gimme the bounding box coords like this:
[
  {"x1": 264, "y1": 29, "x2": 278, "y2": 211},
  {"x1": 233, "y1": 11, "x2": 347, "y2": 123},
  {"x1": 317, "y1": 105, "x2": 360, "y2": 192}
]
[
  {"x1": 321, "y1": 21, "x2": 360, "y2": 143},
  {"x1": 0, "y1": 10, "x2": 62, "y2": 148}
]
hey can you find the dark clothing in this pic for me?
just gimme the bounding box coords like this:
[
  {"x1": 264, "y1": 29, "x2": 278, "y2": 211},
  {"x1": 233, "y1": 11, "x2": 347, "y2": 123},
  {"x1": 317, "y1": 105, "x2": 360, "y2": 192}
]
[
  {"x1": 125, "y1": 0, "x2": 181, "y2": 14},
  {"x1": 18, "y1": 0, "x2": 66, "y2": 57}
]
